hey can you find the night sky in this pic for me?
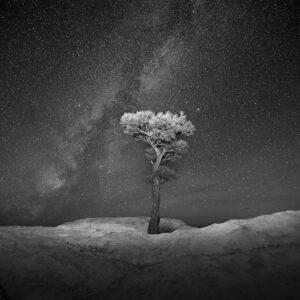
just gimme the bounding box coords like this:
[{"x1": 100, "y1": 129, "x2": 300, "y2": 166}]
[{"x1": 0, "y1": 0, "x2": 299, "y2": 227}]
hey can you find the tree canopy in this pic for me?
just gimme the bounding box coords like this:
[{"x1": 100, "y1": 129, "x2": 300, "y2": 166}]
[{"x1": 120, "y1": 110, "x2": 195, "y2": 161}]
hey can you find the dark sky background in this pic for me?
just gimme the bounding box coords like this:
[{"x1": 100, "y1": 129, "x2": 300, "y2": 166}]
[{"x1": 0, "y1": 0, "x2": 299, "y2": 227}]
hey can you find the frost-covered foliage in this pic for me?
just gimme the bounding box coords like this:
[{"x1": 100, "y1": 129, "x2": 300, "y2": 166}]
[
  {"x1": 120, "y1": 110, "x2": 195, "y2": 145},
  {"x1": 162, "y1": 139, "x2": 189, "y2": 162},
  {"x1": 120, "y1": 110, "x2": 195, "y2": 185}
]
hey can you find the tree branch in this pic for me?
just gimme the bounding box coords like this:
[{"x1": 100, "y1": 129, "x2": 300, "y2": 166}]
[
  {"x1": 136, "y1": 127, "x2": 150, "y2": 137},
  {"x1": 160, "y1": 178, "x2": 168, "y2": 184},
  {"x1": 162, "y1": 156, "x2": 173, "y2": 162},
  {"x1": 134, "y1": 128, "x2": 159, "y2": 159}
]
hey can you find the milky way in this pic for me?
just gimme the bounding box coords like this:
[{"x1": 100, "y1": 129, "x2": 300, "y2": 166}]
[{"x1": 0, "y1": 0, "x2": 299, "y2": 226}]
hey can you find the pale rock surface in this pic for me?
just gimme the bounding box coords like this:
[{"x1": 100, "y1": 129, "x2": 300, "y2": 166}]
[{"x1": 0, "y1": 211, "x2": 300, "y2": 299}]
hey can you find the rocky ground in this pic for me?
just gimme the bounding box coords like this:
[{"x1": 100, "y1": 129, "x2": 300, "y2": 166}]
[{"x1": 0, "y1": 211, "x2": 300, "y2": 300}]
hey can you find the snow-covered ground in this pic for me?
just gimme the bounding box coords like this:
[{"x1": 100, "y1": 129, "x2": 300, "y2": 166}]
[{"x1": 0, "y1": 211, "x2": 300, "y2": 299}]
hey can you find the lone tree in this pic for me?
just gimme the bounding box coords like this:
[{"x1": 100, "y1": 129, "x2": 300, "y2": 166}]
[{"x1": 120, "y1": 110, "x2": 195, "y2": 234}]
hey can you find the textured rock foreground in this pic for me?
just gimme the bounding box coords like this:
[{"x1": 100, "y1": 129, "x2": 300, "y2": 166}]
[{"x1": 0, "y1": 211, "x2": 300, "y2": 299}]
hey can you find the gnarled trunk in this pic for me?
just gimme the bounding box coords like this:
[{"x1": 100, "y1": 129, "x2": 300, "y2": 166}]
[
  {"x1": 148, "y1": 150, "x2": 165, "y2": 234},
  {"x1": 148, "y1": 175, "x2": 160, "y2": 234}
]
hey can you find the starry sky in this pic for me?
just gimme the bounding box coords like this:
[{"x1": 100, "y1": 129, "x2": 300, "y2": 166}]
[{"x1": 0, "y1": 0, "x2": 299, "y2": 226}]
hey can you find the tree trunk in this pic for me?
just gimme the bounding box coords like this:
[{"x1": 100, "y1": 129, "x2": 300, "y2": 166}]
[{"x1": 148, "y1": 175, "x2": 160, "y2": 234}]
